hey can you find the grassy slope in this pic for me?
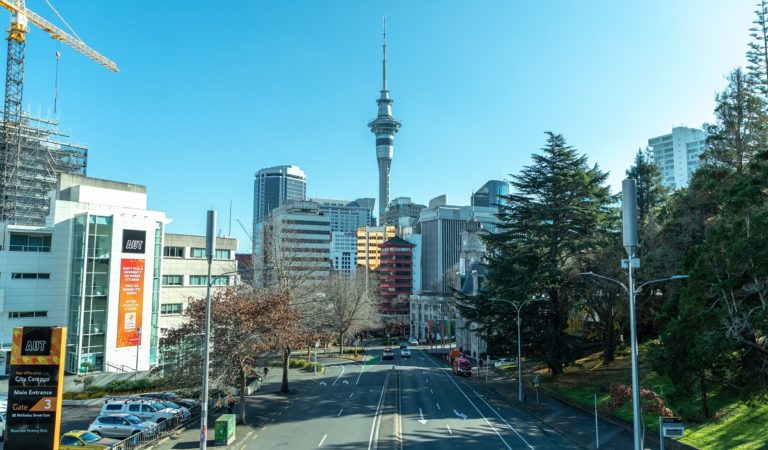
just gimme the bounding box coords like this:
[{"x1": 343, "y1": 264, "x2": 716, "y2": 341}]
[{"x1": 535, "y1": 345, "x2": 767, "y2": 450}]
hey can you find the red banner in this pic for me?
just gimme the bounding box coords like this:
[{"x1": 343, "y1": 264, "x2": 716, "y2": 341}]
[{"x1": 117, "y1": 259, "x2": 144, "y2": 348}]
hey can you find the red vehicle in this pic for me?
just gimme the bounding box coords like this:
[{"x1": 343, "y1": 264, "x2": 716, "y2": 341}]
[{"x1": 452, "y1": 357, "x2": 472, "y2": 377}]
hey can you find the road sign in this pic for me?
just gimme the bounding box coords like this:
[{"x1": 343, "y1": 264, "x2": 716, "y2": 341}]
[{"x1": 5, "y1": 327, "x2": 66, "y2": 450}]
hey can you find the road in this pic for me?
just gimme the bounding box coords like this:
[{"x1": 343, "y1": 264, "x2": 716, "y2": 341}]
[{"x1": 246, "y1": 346, "x2": 580, "y2": 449}]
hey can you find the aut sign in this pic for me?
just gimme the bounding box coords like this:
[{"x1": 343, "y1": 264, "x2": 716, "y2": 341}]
[{"x1": 6, "y1": 327, "x2": 66, "y2": 450}]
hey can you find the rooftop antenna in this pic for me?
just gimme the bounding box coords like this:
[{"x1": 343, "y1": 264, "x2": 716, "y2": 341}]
[
  {"x1": 382, "y1": 16, "x2": 387, "y2": 93},
  {"x1": 228, "y1": 199, "x2": 232, "y2": 237}
]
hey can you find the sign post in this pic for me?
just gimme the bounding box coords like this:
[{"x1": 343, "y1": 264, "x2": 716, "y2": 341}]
[{"x1": 5, "y1": 326, "x2": 66, "y2": 450}]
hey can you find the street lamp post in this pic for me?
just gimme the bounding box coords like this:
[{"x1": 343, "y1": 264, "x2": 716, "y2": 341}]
[
  {"x1": 579, "y1": 271, "x2": 687, "y2": 450},
  {"x1": 200, "y1": 210, "x2": 216, "y2": 450},
  {"x1": 489, "y1": 297, "x2": 547, "y2": 402}
]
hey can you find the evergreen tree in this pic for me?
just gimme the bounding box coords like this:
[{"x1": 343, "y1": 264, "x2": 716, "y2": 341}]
[
  {"x1": 625, "y1": 147, "x2": 667, "y2": 228},
  {"x1": 703, "y1": 68, "x2": 768, "y2": 172},
  {"x1": 747, "y1": 0, "x2": 768, "y2": 97},
  {"x1": 479, "y1": 132, "x2": 613, "y2": 375}
]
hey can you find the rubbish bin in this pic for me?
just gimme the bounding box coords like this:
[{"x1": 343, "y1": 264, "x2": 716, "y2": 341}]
[{"x1": 215, "y1": 414, "x2": 236, "y2": 445}]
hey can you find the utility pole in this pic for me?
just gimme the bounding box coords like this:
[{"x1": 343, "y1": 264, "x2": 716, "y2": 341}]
[
  {"x1": 200, "y1": 210, "x2": 216, "y2": 450},
  {"x1": 622, "y1": 179, "x2": 642, "y2": 450}
]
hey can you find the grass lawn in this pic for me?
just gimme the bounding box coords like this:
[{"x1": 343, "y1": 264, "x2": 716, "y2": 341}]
[{"x1": 537, "y1": 345, "x2": 766, "y2": 450}]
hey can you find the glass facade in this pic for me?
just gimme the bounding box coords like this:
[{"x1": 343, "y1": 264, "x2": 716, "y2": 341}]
[
  {"x1": 150, "y1": 221, "x2": 162, "y2": 365},
  {"x1": 66, "y1": 214, "x2": 112, "y2": 373}
]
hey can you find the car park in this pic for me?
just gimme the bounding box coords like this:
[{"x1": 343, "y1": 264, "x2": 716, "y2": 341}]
[
  {"x1": 400, "y1": 348, "x2": 411, "y2": 358},
  {"x1": 382, "y1": 347, "x2": 394, "y2": 360},
  {"x1": 101, "y1": 399, "x2": 179, "y2": 424},
  {"x1": 60, "y1": 430, "x2": 120, "y2": 449},
  {"x1": 88, "y1": 413, "x2": 157, "y2": 439}
]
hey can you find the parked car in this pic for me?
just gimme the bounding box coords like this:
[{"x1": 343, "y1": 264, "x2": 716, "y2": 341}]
[
  {"x1": 158, "y1": 401, "x2": 190, "y2": 419},
  {"x1": 0, "y1": 411, "x2": 5, "y2": 441},
  {"x1": 174, "y1": 398, "x2": 200, "y2": 410},
  {"x1": 60, "y1": 430, "x2": 120, "y2": 449},
  {"x1": 88, "y1": 413, "x2": 157, "y2": 439},
  {"x1": 452, "y1": 357, "x2": 472, "y2": 377},
  {"x1": 139, "y1": 392, "x2": 181, "y2": 402},
  {"x1": 100, "y1": 400, "x2": 178, "y2": 424},
  {"x1": 382, "y1": 347, "x2": 394, "y2": 360},
  {"x1": 400, "y1": 348, "x2": 411, "y2": 358},
  {"x1": 408, "y1": 338, "x2": 419, "y2": 346}
]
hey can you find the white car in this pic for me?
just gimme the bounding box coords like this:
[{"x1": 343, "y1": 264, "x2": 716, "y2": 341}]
[
  {"x1": 493, "y1": 358, "x2": 516, "y2": 368},
  {"x1": 408, "y1": 338, "x2": 419, "y2": 346},
  {"x1": 101, "y1": 400, "x2": 178, "y2": 424},
  {"x1": 382, "y1": 348, "x2": 394, "y2": 360},
  {"x1": 400, "y1": 348, "x2": 411, "y2": 358}
]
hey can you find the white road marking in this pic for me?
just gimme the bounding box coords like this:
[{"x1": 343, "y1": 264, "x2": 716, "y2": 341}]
[
  {"x1": 446, "y1": 425, "x2": 453, "y2": 435},
  {"x1": 319, "y1": 381, "x2": 327, "y2": 386},
  {"x1": 436, "y1": 403, "x2": 441, "y2": 410},
  {"x1": 337, "y1": 408, "x2": 344, "y2": 417},
  {"x1": 318, "y1": 433, "x2": 327, "y2": 447},
  {"x1": 418, "y1": 408, "x2": 427, "y2": 425},
  {"x1": 424, "y1": 351, "x2": 533, "y2": 450},
  {"x1": 332, "y1": 365, "x2": 346, "y2": 386},
  {"x1": 453, "y1": 409, "x2": 466, "y2": 420},
  {"x1": 430, "y1": 389, "x2": 434, "y2": 395},
  {"x1": 349, "y1": 393, "x2": 354, "y2": 399},
  {"x1": 368, "y1": 372, "x2": 389, "y2": 450}
]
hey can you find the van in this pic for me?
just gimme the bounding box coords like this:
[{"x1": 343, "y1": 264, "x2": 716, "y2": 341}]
[
  {"x1": 100, "y1": 399, "x2": 179, "y2": 424},
  {"x1": 452, "y1": 358, "x2": 472, "y2": 377}
]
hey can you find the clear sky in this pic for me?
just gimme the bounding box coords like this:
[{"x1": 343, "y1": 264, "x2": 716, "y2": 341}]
[{"x1": 10, "y1": 1, "x2": 755, "y2": 251}]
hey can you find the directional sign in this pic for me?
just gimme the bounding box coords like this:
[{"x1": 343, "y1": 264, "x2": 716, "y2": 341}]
[
  {"x1": 453, "y1": 410, "x2": 468, "y2": 420},
  {"x1": 5, "y1": 327, "x2": 66, "y2": 450}
]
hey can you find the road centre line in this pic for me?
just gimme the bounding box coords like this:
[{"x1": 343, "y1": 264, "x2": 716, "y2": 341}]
[
  {"x1": 421, "y1": 349, "x2": 532, "y2": 450},
  {"x1": 436, "y1": 403, "x2": 441, "y2": 410},
  {"x1": 337, "y1": 408, "x2": 344, "y2": 416},
  {"x1": 319, "y1": 433, "x2": 328, "y2": 447},
  {"x1": 349, "y1": 393, "x2": 355, "y2": 398},
  {"x1": 368, "y1": 372, "x2": 390, "y2": 450}
]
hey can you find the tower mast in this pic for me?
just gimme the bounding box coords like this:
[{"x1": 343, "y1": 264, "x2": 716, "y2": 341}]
[{"x1": 368, "y1": 16, "x2": 401, "y2": 222}]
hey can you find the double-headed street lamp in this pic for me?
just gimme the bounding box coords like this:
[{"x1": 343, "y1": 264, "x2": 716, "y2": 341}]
[{"x1": 489, "y1": 296, "x2": 547, "y2": 402}]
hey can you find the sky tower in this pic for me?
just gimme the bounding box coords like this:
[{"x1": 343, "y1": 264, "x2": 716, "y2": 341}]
[{"x1": 368, "y1": 17, "x2": 401, "y2": 220}]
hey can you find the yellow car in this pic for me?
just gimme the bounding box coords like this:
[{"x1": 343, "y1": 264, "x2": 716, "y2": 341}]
[{"x1": 60, "y1": 430, "x2": 120, "y2": 449}]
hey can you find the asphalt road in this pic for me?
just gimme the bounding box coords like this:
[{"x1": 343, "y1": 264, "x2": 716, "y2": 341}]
[{"x1": 246, "y1": 346, "x2": 582, "y2": 449}]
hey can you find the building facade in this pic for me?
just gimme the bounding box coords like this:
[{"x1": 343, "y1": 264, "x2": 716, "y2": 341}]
[
  {"x1": 0, "y1": 174, "x2": 168, "y2": 375},
  {"x1": 472, "y1": 180, "x2": 509, "y2": 208},
  {"x1": 356, "y1": 225, "x2": 396, "y2": 271},
  {"x1": 312, "y1": 198, "x2": 374, "y2": 233},
  {"x1": 381, "y1": 197, "x2": 425, "y2": 228},
  {"x1": 159, "y1": 234, "x2": 238, "y2": 333},
  {"x1": 648, "y1": 127, "x2": 707, "y2": 190},
  {"x1": 252, "y1": 165, "x2": 306, "y2": 248},
  {"x1": 330, "y1": 231, "x2": 357, "y2": 276},
  {"x1": 378, "y1": 237, "x2": 415, "y2": 315}
]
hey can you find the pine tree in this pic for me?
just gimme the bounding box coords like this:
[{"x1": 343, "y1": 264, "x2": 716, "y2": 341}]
[
  {"x1": 625, "y1": 147, "x2": 667, "y2": 228},
  {"x1": 747, "y1": 0, "x2": 768, "y2": 97}
]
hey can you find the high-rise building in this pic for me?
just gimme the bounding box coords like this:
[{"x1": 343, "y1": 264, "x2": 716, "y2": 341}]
[
  {"x1": 356, "y1": 225, "x2": 396, "y2": 270},
  {"x1": 472, "y1": 180, "x2": 509, "y2": 208},
  {"x1": 368, "y1": 20, "x2": 401, "y2": 220},
  {"x1": 378, "y1": 236, "x2": 415, "y2": 314},
  {"x1": 252, "y1": 164, "x2": 306, "y2": 229},
  {"x1": 311, "y1": 198, "x2": 374, "y2": 233},
  {"x1": 648, "y1": 127, "x2": 707, "y2": 190},
  {"x1": 258, "y1": 201, "x2": 331, "y2": 287},
  {"x1": 330, "y1": 231, "x2": 357, "y2": 276},
  {"x1": 382, "y1": 197, "x2": 425, "y2": 228}
]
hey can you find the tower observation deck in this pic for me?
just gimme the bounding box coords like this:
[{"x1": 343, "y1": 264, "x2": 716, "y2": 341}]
[{"x1": 367, "y1": 17, "x2": 401, "y2": 220}]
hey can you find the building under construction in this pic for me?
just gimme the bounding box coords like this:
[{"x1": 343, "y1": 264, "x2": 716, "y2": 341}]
[{"x1": 0, "y1": 114, "x2": 87, "y2": 225}]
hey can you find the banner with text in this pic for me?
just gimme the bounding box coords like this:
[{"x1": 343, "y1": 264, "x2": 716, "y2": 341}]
[
  {"x1": 6, "y1": 327, "x2": 66, "y2": 450},
  {"x1": 117, "y1": 258, "x2": 145, "y2": 348}
]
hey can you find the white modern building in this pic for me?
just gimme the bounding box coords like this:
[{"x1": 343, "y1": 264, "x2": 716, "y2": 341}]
[
  {"x1": 330, "y1": 231, "x2": 357, "y2": 276},
  {"x1": 159, "y1": 234, "x2": 238, "y2": 333},
  {"x1": 0, "y1": 174, "x2": 168, "y2": 375},
  {"x1": 648, "y1": 126, "x2": 707, "y2": 190}
]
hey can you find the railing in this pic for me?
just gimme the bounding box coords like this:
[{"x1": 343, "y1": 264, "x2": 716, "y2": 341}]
[
  {"x1": 105, "y1": 362, "x2": 135, "y2": 373},
  {"x1": 112, "y1": 406, "x2": 199, "y2": 450}
]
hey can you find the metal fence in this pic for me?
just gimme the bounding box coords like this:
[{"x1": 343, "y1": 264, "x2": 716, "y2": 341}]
[{"x1": 111, "y1": 406, "x2": 199, "y2": 450}]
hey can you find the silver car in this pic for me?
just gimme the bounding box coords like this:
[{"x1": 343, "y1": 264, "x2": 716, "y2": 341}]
[{"x1": 88, "y1": 413, "x2": 157, "y2": 438}]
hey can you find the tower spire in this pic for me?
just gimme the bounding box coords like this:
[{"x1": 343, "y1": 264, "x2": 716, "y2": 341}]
[{"x1": 368, "y1": 16, "x2": 401, "y2": 221}]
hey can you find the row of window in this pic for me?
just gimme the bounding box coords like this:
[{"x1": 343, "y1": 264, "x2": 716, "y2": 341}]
[
  {"x1": 160, "y1": 303, "x2": 183, "y2": 315},
  {"x1": 11, "y1": 273, "x2": 51, "y2": 279},
  {"x1": 163, "y1": 246, "x2": 232, "y2": 260},
  {"x1": 162, "y1": 275, "x2": 230, "y2": 286},
  {"x1": 9, "y1": 233, "x2": 52, "y2": 252},
  {"x1": 9, "y1": 311, "x2": 48, "y2": 318}
]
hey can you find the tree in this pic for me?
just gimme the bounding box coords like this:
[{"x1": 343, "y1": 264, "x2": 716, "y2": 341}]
[
  {"x1": 703, "y1": 68, "x2": 768, "y2": 172},
  {"x1": 479, "y1": 132, "x2": 613, "y2": 375},
  {"x1": 625, "y1": 147, "x2": 667, "y2": 229},
  {"x1": 317, "y1": 271, "x2": 379, "y2": 355},
  {"x1": 747, "y1": 0, "x2": 768, "y2": 98},
  {"x1": 161, "y1": 287, "x2": 299, "y2": 424}
]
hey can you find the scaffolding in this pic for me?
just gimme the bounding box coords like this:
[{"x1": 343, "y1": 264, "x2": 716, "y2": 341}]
[{"x1": 0, "y1": 113, "x2": 87, "y2": 225}]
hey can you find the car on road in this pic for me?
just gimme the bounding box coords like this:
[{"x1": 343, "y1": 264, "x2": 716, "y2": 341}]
[
  {"x1": 60, "y1": 430, "x2": 120, "y2": 449},
  {"x1": 452, "y1": 357, "x2": 472, "y2": 377},
  {"x1": 400, "y1": 348, "x2": 411, "y2": 358},
  {"x1": 408, "y1": 338, "x2": 419, "y2": 346},
  {"x1": 382, "y1": 347, "x2": 394, "y2": 360},
  {"x1": 88, "y1": 413, "x2": 157, "y2": 439}
]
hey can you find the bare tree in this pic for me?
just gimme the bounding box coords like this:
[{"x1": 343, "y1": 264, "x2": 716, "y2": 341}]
[{"x1": 317, "y1": 271, "x2": 380, "y2": 355}]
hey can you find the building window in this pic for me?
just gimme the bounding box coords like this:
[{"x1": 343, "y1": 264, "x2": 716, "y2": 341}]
[
  {"x1": 9, "y1": 311, "x2": 48, "y2": 318},
  {"x1": 190, "y1": 248, "x2": 206, "y2": 258},
  {"x1": 163, "y1": 246, "x2": 184, "y2": 258},
  {"x1": 215, "y1": 249, "x2": 231, "y2": 260},
  {"x1": 160, "y1": 303, "x2": 183, "y2": 315},
  {"x1": 12, "y1": 273, "x2": 51, "y2": 279},
  {"x1": 9, "y1": 233, "x2": 52, "y2": 252},
  {"x1": 162, "y1": 275, "x2": 183, "y2": 286},
  {"x1": 189, "y1": 275, "x2": 229, "y2": 286}
]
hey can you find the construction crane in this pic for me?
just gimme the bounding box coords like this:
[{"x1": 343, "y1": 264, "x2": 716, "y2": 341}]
[{"x1": 0, "y1": 0, "x2": 118, "y2": 222}]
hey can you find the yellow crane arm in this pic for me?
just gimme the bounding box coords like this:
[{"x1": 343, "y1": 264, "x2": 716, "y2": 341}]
[{"x1": 0, "y1": 0, "x2": 118, "y2": 72}]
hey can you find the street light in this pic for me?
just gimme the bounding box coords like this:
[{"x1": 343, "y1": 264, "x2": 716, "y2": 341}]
[
  {"x1": 488, "y1": 296, "x2": 547, "y2": 402},
  {"x1": 578, "y1": 271, "x2": 687, "y2": 450}
]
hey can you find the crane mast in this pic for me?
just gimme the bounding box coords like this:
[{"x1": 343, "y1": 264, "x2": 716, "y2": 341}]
[{"x1": 0, "y1": 0, "x2": 118, "y2": 223}]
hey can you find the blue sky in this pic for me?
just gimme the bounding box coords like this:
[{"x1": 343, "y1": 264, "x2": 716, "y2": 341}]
[{"x1": 11, "y1": 1, "x2": 755, "y2": 251}]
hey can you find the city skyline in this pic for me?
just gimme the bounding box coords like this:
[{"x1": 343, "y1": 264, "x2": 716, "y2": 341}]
[{"x1": 4, "y1": 1, "x2": 755, "y2": 250}]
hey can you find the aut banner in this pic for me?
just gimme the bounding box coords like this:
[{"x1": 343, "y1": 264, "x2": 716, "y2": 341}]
[
  {"x1": 6, "y1": 327, "x2": 66, "y2": 450},
  {"x1": 117, "y1": 258, "x2": 145, "y2": 348}
]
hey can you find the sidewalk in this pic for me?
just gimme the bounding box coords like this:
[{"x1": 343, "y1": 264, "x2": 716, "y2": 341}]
[{"x1": 148, "y1": 367, "x2": 320, "y2": 450}]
